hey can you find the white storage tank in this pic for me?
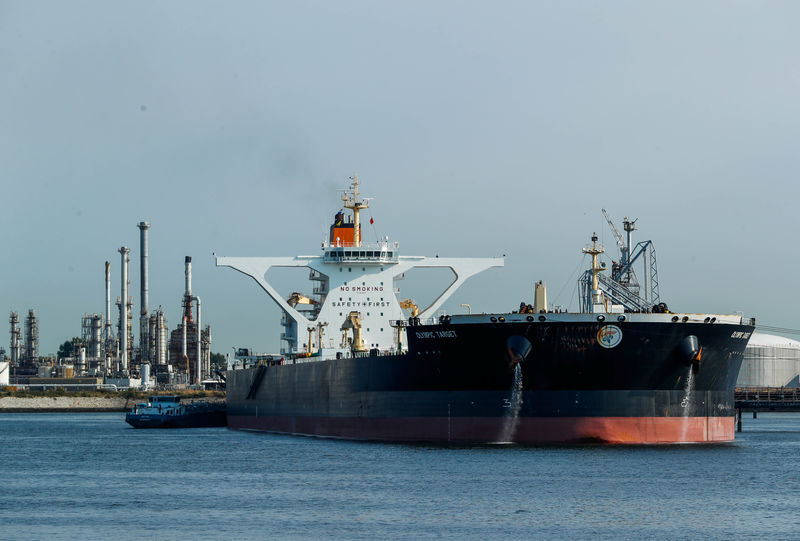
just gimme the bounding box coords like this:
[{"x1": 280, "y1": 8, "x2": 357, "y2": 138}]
[{"x1": 737, "y1": 332, "x2": 800, "y2": 388}]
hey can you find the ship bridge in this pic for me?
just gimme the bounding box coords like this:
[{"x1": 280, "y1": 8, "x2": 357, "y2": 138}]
[{"x1": 322, "y1": 240, "x2": 400, "y2": 264}]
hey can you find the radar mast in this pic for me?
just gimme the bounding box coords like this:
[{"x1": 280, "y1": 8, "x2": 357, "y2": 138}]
[{"x1": 342, "y1": 175, "x2": 370, "y2": 248}]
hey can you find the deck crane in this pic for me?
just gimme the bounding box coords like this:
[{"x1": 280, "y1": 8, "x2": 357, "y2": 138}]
[
  {"x1": 399, "y1": 299, "x2": 420, "y2": 318},
  {"x1": 602, "y1": 208, "x2": 626, "y2": 255},
  {"x1": 602, "y1": 209, "x2": 638, "y2": 287},
  {"x1": 579, "y1": 210, "x2": 660, "y2": 312}
]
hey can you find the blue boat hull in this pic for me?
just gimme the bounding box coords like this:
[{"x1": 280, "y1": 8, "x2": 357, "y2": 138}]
[{"x1": 125, "y1": 403, "x2": 226, "y2": 429}]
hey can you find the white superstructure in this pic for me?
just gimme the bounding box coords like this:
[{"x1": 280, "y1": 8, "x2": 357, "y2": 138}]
[{"x1": 216, "y1": 176, "x2": 503, "y2": 358}]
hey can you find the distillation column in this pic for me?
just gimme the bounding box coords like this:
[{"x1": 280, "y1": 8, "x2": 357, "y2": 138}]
[
  {"x1": 24, "y1": 310, "x2": 38, "y2": 364},
  {"x1": 9, "y1": 312, "x2": 20, "y2": 366}
]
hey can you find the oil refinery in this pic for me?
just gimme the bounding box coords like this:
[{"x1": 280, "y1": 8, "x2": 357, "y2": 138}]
[{"x1": 1, "y1": 221, "x2": 215, "y2": 391}]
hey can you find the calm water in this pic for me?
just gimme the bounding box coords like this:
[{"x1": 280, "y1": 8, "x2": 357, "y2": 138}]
[{"x1": 1, "y1": 413, "x2": 799, "y2": 540}]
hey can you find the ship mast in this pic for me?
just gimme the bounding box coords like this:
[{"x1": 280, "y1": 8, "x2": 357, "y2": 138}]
[
  {"x1": 582, "y1": 233, "x2": 605, "y2": 308},
  {"x1": 342, "y1": 175, "x2": 369, "y2": 248}
]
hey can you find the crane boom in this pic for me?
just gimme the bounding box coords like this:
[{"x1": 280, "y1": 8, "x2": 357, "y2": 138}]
[{"x1": 602, "y1": 208, "x2": 625, "y2": 253}]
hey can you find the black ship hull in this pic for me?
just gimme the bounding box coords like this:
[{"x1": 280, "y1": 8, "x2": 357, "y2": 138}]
[{"x1": 227, "y1": 320, "x2": 753, "y2": 443}]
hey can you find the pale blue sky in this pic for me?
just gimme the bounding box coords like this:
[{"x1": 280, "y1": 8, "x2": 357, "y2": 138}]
[{"x1": 2, "y1": 1, "x2": 798, "y2": 354}]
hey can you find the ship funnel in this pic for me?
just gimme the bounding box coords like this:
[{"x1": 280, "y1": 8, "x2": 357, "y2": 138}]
[{"x1": 505, "y1": 335, "x2": 532, "y2": 370}]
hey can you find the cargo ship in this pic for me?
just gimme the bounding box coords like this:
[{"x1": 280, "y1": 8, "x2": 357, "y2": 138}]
[{"x1": 216, "y1": 177, "x2": 754, "y2": 443}]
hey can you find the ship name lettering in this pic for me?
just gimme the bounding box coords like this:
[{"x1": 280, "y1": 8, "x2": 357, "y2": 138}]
[
  {"x1": 415, "y1": 331, "x2": 457, "y2": 339},
  {"x1": 731, "y1": 331, "x2": 751, "y2": 339}
]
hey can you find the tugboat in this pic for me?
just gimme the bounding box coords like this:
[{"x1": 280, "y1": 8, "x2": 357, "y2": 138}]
[
  {"x1": 125, "y1": 396, "x2": 226, "y2": 428},
  {"x1": 216, "y1": 176, "x2": 754, "y2": 444}
]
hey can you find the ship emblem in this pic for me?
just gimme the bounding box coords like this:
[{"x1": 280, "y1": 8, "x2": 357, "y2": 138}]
[{"x1": 597, "y1": 325, "x2": 622, "y2": 348}]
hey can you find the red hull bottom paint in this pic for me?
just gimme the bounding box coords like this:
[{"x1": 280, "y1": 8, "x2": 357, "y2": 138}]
[{"x1": 228, "y1": 415, "x2": 735, "y2": 444}]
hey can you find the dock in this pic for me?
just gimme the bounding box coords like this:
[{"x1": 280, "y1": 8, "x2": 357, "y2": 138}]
[
  {"x1": 735, "y1": 387, "x2": 800, "y2": 412},
  {"x1": 734, "y1": 387, "x2": 800, "y2": 432}
]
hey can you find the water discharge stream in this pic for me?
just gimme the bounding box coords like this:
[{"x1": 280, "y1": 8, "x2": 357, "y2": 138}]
[
  {"x1": 680, "y1": 367, "x2": 695, "y2": 442},
  {"x1": 498, "y1": 363, "x2": 524, "y2": 443}
]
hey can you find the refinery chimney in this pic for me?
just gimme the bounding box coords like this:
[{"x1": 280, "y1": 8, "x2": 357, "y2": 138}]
[
  {"x1": 183, "y1": 256, "x2": 194, "y2": 323},
  {"x1": 185, "y1": 256, "x2": 192, "y2": 297},
  {"x1": 105, "y1": 261, "x2": 111, "y2": 352},
  {"x1": 119, "y1": 247, "x2": 130, "y2": 373},
  {"x1": 138, "y1": 222, "x2": 150, "y2": 362}
]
